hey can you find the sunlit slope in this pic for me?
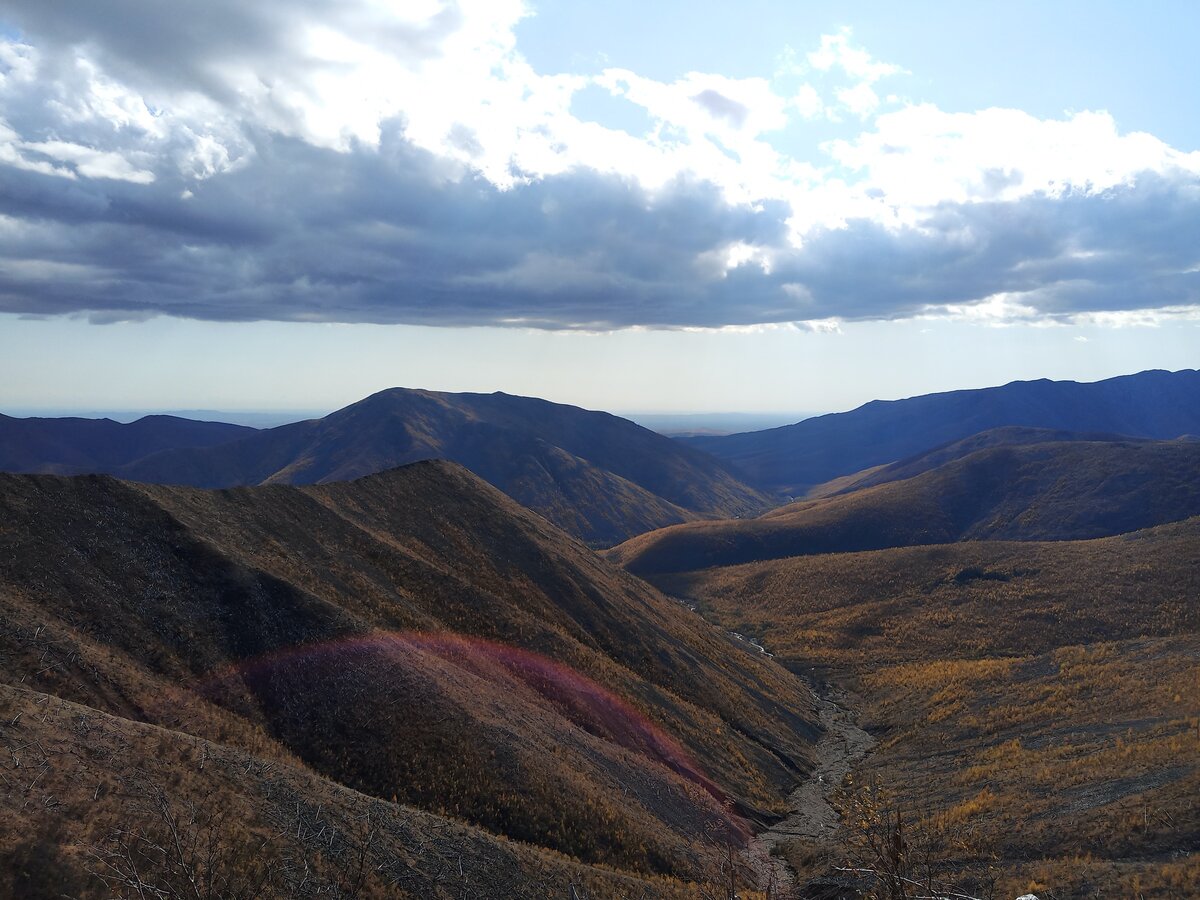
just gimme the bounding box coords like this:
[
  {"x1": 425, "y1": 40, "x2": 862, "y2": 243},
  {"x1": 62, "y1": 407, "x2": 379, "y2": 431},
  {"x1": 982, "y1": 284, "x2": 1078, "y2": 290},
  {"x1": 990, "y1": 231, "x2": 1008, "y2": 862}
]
[
  {"x1": 612, "y1": 438, "x2": 1200, "y2": 574},
  {"x1": 0, "y1": 461, "x2": 817, "y2": 882},
  {"x1": 654, "y1": 517, "x2": 1200, "y2": 666},
  {"x1": 804, "y1": 425, "x2": 1149, "y2": 497},
  {"x1": 668, "y1": 521, "x2": 1199, "y2": 898}
]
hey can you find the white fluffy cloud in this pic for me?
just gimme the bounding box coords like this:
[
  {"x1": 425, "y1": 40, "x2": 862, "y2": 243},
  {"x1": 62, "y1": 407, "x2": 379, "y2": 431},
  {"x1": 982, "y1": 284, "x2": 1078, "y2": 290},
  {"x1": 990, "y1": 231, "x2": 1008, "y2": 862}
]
[
  {"x1": 0, "y1": 3, "x2": 1197, "y2": 330},
  {"x1": 828, "y1": 105, "x2": 1200, "y2": 209}
]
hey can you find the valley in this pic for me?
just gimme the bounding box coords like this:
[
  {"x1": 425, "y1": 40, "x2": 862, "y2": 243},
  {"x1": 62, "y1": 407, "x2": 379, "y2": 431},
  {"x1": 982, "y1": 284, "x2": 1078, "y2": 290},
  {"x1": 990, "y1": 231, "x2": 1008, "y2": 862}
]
[{"x1": 637, "y1": 521, "x2": 1199, "y2": 897}]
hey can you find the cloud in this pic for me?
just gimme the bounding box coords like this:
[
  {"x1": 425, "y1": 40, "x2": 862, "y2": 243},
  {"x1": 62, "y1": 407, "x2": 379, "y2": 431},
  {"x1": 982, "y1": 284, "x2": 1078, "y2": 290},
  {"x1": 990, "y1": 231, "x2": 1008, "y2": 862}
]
[
  {"x1": 807, "y1": 28, "x2": 904, "y2": 85},
  {"x1": 807, "y1": 28, "x2": 904, "y2": 119},
  {"x1": 691, "y1": 89, "x2": 751, "y2": 129},
  {"x1": 0, "y1": 5, "x2": 1197, "y2": 331}
]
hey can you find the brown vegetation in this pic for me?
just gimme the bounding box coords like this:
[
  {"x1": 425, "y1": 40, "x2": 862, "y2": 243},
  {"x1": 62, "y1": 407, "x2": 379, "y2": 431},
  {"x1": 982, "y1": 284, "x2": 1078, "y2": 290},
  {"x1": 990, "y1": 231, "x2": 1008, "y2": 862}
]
[
  {"x1": 656, "y1": 519, "x2": 1199, "y2": 897},
  {"x1": 611, "y1": 438, "x2": 1200, "y2": 574},
  {"x1": 0, "y1": 462, "x2": 820, "y2": 896}
]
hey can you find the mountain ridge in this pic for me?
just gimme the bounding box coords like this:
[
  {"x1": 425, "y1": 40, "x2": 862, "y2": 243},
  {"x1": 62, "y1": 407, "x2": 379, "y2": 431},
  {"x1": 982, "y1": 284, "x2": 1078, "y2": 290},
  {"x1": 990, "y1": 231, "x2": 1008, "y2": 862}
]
[
  {"x1": 113, "y1": 388, "x2": 774, "y2": 546},
  {"x1": 0, "y1": 460, "x2": 819, "y2": 886},
  {"x1": 0, "y1": 412, "x2": 256, "y2": 474},
  {"x1": 611, "y1": 436, "x2": 1200, "y2": 574},
  {"x1": 684, "y1": 368, "x2": 1200, "y2": 493}
]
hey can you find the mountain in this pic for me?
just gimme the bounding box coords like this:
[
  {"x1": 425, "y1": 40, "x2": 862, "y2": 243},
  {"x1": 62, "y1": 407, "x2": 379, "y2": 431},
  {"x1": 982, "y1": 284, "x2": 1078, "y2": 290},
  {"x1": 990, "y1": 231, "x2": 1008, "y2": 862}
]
[
  {"x1": 611, "y1": 436, "x2": 1200, "y2": 574},
  {"x1": 684, "y1": 369, "x2": 1200, "y2": 493},
  {"x1": 0, "y1": 413, "x2": 255, "y2": 474},
  {"x1": 114, "y1": 388, "x2": 774, "y2": 546},
  {"x1": 0, "y1": 461, "x2": 819, "y2": 896}
]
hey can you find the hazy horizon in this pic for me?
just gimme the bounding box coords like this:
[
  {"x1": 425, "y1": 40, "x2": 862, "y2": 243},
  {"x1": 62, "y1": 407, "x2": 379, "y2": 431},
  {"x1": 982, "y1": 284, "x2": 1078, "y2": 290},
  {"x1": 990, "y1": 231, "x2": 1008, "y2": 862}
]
[{"x1": 4, "y1": 365, "x2": 1197, "y2": 437}]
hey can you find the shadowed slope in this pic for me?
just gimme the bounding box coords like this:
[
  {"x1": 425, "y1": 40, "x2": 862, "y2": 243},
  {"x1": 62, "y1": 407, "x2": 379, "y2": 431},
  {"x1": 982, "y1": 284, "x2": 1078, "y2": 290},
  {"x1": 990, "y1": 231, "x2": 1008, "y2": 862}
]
[
  {"x1": 611, "y1": 437, "x2": 1200, "y2": 574},
  {"x1": 0, "y1": 461, "x2": 818, "y2": 883},
  {"x1": 0, "y1": 413, "x2": 255, "y2": 474},
  {"x1": 118, "y1": 388, "x2": 773, "y2": 546},
  {"x1": 686, "y1": 369, "x2": 1200, "y2": 493}
]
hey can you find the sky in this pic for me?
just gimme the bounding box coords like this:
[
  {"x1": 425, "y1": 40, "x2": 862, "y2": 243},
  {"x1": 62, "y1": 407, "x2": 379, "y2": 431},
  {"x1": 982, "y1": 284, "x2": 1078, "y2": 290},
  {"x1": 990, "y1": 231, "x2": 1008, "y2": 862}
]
[{"x1": 0, "y1": 0, "x2": 1198, "y2": 417}]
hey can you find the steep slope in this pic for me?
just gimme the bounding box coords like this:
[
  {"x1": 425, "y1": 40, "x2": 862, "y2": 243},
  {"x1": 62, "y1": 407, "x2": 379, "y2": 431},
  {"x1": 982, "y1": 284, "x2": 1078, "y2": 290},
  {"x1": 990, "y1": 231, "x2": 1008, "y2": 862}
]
[
  {"x1": 118, "y1": 388, "x2": 773, "y2": 546},
  {"x1": 0, "y1": 683, "x2": 709, "y2": 899},
  {"x1": 0, "y1": 462, "x2": 818, "y2": 888},
  {"x1": 686, "y1": 368, "x2": 1200, "y2": 493},
  {"x1": 0, "y1": 413, "x2": 255, "y2": 474},
  {"x1": 612, "y1": 437, "x2": 1200, "y2": 574}
]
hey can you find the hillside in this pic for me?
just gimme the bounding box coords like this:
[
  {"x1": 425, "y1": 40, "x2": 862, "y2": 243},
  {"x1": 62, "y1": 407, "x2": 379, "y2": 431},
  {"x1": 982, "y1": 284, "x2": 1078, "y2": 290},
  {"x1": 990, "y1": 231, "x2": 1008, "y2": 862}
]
[
  {"x1": 0, "y1": 413, "x2": 255, "y2": 474},
  {"x1": 653, "y1": 517, "x2": 1200, "y2": 666},
  {"x1": 804, "y1": 425, "x2": 1148, "y2": 497},
  {"x1": 0, "y1": 462, "x2": 819, "y2": 896},
  {"x1": 685, "y1": 368, "x2": 1200, "y2": 493},
  {"x1": 612, "y1": 437, "x2": 1200, "y2": 574},
  {"x1": 653, "y1": 521, "x2": 1200, "y2": 898},
  {"x1": 114, "y1": 388, "x2": 774, "y2": 546}
]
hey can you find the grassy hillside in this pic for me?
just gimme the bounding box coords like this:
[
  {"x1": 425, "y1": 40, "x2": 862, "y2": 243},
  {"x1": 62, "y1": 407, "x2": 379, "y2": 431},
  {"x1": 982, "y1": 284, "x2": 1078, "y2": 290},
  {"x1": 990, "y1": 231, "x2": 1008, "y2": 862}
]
[
  {"x1": 613, "y1": 438, "x2": 1200, "y2": 574},
  {"x1": 653, "y1": 517, "x2": 1200, "y2": 666},
  {"x1": 0, "y1": 683, "x2": 708, "y2": 899},
  {"x1": 654, "y1": 521, "x2": 1200, "y2": 898},
  {"x1": 0, "y1": 462, "x2": 818, "y2": 895},
  {"x1": 685, "y1": 368, "x2": 1200, "y2": 493},
  {"x1": 117, "y1": 388, "x2": 774, "y2": 546}
]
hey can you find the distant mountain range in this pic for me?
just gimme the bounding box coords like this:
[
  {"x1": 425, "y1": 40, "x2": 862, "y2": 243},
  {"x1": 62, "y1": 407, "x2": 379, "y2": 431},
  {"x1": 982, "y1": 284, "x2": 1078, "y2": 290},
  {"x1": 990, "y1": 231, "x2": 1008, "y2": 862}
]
[
  {"x1": 684, "y1": 369, "x2": 1200, "y2": 493},
  {"x1": 6, "y1": 369, "x2": 1200, "y2": 549},
  {"x1": 611, "y1": 434, "x2": 1200, "y2": 574},
  {"x1": 0, "y1": 461, "x2": 818, "y2": 891},
  {"x1": 1, "y1": 389, "x2": 772, "y2": 547},
  {"x1": 0, "y1": 413, "x2": 254, "y2": 474}
]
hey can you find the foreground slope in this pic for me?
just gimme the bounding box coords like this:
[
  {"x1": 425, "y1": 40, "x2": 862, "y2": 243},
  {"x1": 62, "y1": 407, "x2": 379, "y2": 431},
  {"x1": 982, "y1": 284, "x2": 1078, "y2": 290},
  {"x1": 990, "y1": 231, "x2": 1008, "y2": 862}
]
[
  {"x1": 116, "y1": 388, "x2": 773, "y2": 546},
  {"x1": 660, "y1": 521, "x2": 1199, "y2": 898},
  {"x1": 0, "y1": 413, "x2": 254, "y2": 474},
  {"x1": 613, "y1": 437, "x2": 1200, "y2": 574},
  {"x1": 0, "y1": 683, "x2": 708, "y2": 899},
  {"x1": 686, "y1": 368, "x2": 1200, "y2": 493},
  {"x1": 0, "y1": 461, "x2": 818, "y2": 894}
]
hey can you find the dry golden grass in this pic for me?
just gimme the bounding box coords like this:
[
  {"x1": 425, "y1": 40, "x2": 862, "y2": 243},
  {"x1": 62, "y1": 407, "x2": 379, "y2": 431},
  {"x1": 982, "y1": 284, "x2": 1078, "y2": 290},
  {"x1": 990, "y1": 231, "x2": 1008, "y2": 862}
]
[
  {"x1": 0, "y1": 682, "x2": 735, "y2": 899},
  {"x1": 665, "y1": 521, "x2": 1199, "y2": 898}
]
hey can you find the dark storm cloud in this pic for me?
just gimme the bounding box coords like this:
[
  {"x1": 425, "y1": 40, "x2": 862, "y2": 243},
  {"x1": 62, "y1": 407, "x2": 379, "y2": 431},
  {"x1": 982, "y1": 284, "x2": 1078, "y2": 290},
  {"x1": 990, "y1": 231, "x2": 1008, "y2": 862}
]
[
  {"x1": 774, "y1": 177, "x2": 1200, "y2": 322},
  {"x1": 1, "y1": 126, "x2": 1199, "y2": 328}
]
